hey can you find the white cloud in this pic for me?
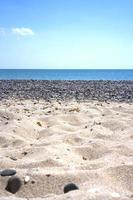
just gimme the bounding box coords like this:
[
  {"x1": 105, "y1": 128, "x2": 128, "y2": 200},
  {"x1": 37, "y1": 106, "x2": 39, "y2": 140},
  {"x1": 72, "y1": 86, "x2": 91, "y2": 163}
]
[{"x1": 12, "y1": 27, "x2": 34, "y2": 36}]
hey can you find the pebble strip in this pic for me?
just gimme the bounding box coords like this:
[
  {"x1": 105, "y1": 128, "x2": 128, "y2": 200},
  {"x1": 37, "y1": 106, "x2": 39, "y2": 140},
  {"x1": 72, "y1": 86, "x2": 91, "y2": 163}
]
[{"x1": 0, "y1": 80, "x2": 133, "y2": 102}]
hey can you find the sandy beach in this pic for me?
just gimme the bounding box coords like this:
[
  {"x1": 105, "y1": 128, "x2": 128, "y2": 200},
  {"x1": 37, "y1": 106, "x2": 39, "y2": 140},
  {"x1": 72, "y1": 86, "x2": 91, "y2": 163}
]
[
  {"x1": 1, "y1": 0, "x2": 133, "y2": 197},
  {"x1": 0, "y1": 81, "x2": 133, "y2": 199}
]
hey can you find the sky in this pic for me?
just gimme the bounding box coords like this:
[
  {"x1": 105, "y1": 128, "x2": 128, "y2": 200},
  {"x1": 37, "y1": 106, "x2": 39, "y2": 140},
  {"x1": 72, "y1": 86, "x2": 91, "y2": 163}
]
[{"x1": 0, "y1": 0, "x2": 133, "y2": 69}]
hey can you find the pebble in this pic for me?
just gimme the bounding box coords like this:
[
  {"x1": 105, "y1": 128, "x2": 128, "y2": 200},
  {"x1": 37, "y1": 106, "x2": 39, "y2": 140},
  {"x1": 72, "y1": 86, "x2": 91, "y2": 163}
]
[
  {"x1": 64, "y1": 183, "x2": 79, "y2": 193},
  {"x1": 6, "y1": 176, "x2": 22, "y2": 194},
  {"x1": 31, "y1": 180, "x2": 35, "y2": 184},
  {"x1": 83, "y1": 156, "x2": 87, "y2": 160},
  {"x1": 1, "y1": 169, "x2": 16, "y2": 176},
  {"x1": 22, "y1": 152, "x2": 28, "y2": 156},
  {"x1": 24, "y1": 175, "x2": 30, "y2": 184},
  {"x1": 10, "y1": 156, "x2": 17, "y2": 161},
  {"x1": 46, "y1": 174, "x2": 51, "y2": 177}
]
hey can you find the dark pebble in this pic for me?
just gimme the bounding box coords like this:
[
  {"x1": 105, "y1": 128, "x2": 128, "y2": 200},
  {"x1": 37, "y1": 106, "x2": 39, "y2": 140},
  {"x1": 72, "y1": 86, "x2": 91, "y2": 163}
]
[
  {"x1": 1, "y1": 169, "x2": 16, "y2": 176},
  {"x1": 6, "y1": 176, "x2": 22, "y2": 194},
  {"x1": 31, "y1": 180, "x2": 35, "y2": 184},
  {"x1": 22, "y1": 151, "x2": 28, "y2": 156},
  {"x1": 83, "y1": 156, "x2": 87, "y2": 160},
  {"x1": 10, "y1": 156, "x2": 17, "y2": 161},
  {"x1": 64, "y1": 183, "x2": 79, "y2": 193},
  {"x1": 46, "y1": 174, "x2": 51, "y2": 177}
]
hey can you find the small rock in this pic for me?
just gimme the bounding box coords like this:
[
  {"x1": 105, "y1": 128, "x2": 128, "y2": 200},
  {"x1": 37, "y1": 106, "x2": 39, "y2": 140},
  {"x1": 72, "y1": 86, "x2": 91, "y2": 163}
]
[
  {"x1": 64, "y1": 183, "x2": 79, "y2": 193},
  {"x1": 47, "y1": 110, "x2": 51, "y2": 113},
  {"x1": 46, "y1": 174, "x2": 51, "y2": 177},
  {"x1": 37, "y1": 121, "x2": 42, "y2": 127},
  {"x1": 24, "y1": 175, "x2": 30, "y2": 184},
  {"x1": 10, "y1": 157, "x2": 17, "y2": 161},
  {"x1": 83, "y1": 156, "x2": 87, "y2": 160},
  {"x1": 96, "y1": 122, "x2": 101, "y2": 125},
  {"x1": 31, "y1": 180, "x2": 35, "y2": 184},
  {"x1": 6, "y1": 176, "x2": 22, "y2": 194},
  {"x1": 1, "y1": 169, "x2": 16, "y2": 176},
  {"x1": 3, "y1": 116, "x2": 9, "y2": 120},
  {"x1": 22, "y1": 152, "x2": 28, "y2": 156}
]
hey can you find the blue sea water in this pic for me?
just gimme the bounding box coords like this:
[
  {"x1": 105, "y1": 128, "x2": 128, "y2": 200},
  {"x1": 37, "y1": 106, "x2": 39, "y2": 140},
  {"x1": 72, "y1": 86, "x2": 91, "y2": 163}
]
[{"x1": 0, "y1": 69, "x2": 133, "y2": 80}]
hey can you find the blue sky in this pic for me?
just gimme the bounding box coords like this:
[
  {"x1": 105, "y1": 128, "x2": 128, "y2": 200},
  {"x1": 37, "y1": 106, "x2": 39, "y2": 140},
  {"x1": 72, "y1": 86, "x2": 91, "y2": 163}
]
[{"x1": 0, "y1": 0, "x2": 133, "y2": 69}]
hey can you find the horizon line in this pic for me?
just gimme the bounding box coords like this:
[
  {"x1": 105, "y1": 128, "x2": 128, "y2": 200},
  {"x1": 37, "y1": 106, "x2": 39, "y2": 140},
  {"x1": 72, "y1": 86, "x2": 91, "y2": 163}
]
[{"x1": 0, "y1": 68, "x2": 133, "y2": 70}]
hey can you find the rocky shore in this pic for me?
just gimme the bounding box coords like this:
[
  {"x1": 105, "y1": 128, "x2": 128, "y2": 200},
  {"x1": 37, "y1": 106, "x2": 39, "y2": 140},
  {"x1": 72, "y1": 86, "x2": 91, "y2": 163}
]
[{"x1": 0, "y1": 80, "x2": 133, "y2": 102}]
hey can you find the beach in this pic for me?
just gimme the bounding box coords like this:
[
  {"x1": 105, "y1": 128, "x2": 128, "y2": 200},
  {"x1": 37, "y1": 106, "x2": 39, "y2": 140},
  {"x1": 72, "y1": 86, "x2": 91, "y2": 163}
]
[{"x1": 0, "y1": 80, "x2": 133, "y2": 199}]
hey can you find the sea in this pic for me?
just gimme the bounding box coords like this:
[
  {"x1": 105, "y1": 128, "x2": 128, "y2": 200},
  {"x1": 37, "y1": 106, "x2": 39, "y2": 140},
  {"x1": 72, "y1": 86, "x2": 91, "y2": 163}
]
[{"x1": 0, "y1": 69, "x2": 133, "y2": 80}]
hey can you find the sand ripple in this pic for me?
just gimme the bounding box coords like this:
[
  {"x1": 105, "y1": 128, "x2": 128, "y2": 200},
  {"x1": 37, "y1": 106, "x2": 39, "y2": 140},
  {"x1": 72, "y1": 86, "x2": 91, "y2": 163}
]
[{"x1": 0, "y1": 100, "x2": 133, "y2": 199}]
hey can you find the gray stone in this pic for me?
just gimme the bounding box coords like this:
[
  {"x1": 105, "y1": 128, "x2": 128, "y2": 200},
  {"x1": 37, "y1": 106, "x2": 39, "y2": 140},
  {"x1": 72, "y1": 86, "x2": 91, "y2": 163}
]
[
  {"x1": 6, "y1": 176, "x2": 22, "y2": 194},
  {"x1": 1, "y1": 169, "x2": 16, "y2": 176},
  {"x1": 64, "y1": 183, "x2": 79, "y2": 193}
]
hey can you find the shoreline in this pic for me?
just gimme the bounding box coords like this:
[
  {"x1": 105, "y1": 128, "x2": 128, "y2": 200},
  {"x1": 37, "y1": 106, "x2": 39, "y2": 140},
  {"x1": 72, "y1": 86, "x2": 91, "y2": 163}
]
[{"x1": 0, "y1": 80, "x2": 133, "y2": 102}]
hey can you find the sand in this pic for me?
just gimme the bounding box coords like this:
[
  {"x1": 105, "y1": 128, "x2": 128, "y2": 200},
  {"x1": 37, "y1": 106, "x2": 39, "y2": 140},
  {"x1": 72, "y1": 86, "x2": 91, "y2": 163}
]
[{"x1": 0, "y1": 99, "x2": 133, "y2": 199}]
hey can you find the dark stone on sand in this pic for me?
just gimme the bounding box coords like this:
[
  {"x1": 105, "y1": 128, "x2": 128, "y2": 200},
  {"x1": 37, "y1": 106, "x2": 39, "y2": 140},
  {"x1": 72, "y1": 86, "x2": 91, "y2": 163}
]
[
  {"x1": 64, "y1": 183, "x2": 79, "y2": 193},
  {"x1": 83, "y1": 156, "x2": 87, "y2": 160},
  {"x1": 6, "y1": 176, "x2": 22, "y2": 194},
  {"x1": 46, "y1": 174, "x2": 51, "y2": 177},
  {"x1": 22, "y1": 152, "x2": 28, "y2": 156},
  {"x1": 1, "y1": 169, "x2": 16, "y2": 176},
  {"x1": 31, "y1": 180, "x2": 35, "y2": 184},
  {"x1": 10, "y1": 156, "x2": 17, "y2": 161}
]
